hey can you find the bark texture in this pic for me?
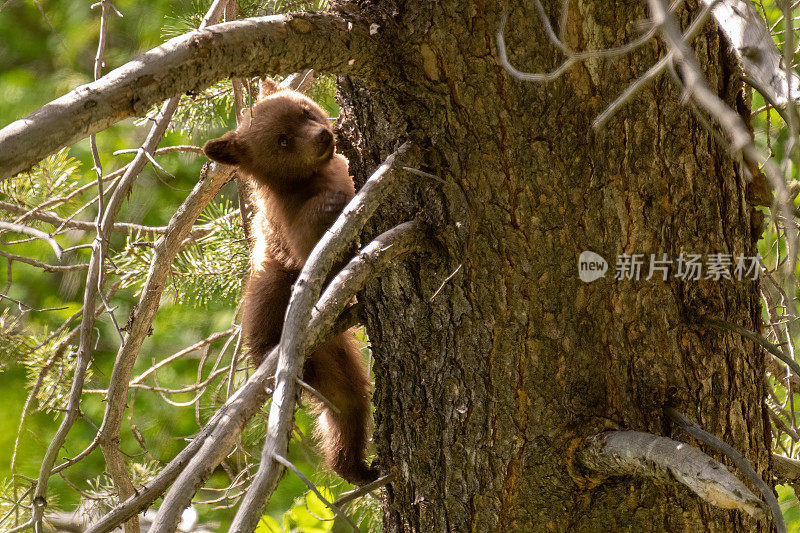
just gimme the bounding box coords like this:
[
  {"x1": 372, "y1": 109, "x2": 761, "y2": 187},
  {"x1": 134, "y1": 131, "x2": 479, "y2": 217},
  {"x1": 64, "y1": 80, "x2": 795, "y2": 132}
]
[{"x1": 335, "y1": 0, "x2": 770, "y2": 531}]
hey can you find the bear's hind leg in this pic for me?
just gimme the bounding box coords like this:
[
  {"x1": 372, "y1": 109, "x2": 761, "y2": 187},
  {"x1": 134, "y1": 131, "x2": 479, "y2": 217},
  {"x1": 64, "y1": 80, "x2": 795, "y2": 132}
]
[{"x1": 303, "y1": 333, "x2": 378, "y2": 484}]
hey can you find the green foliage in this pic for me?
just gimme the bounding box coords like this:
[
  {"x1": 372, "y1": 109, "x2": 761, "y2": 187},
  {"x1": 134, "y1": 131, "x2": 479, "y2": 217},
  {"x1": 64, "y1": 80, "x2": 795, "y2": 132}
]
[
  {"x1": 0, "y1": 477, "x2": 34, "y2": 527},
  {"x1": 23, "y1": 333, "x2": 82, "y2": 415},
  {"x1": 780, "y1": 485, "x2": 800, "y2": 532},
  {"x1": 168, "y1": 80, "x2": 238, "y2": 136},
  {"x1": 254, "y1": 481, "x2": 381, "y2": 533},
  {"x1": 0, "y1": 311, "x2": 37, "y2": 370},
  {"x1": 113, "y1": 200, "x2": 249, "y2": 307},
  {"x1": 0, "y1": 148, "x2": 82, "y2": 214}
]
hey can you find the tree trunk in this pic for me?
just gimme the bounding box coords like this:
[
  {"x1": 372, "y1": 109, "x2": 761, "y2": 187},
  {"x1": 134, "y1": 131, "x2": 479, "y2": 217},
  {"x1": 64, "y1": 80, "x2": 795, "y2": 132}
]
[{"x1": 336, "y1": 0, "x2": 769, "y2": 531}]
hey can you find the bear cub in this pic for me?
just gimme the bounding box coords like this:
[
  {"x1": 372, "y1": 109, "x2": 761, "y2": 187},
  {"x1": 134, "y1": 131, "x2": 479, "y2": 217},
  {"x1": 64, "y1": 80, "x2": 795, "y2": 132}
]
[{"x1": 203, "y1": 79, "x2": 377, "y2": 484}]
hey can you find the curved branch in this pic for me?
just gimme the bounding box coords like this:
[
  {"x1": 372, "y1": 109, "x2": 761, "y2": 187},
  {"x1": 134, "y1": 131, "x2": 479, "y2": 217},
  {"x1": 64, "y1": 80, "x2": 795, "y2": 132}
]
[
  {"x1": 702, "y1": 0, "x2": 800, "y2": 111},
  {"x1": 0, "y1": 221, "x2": 63, "y2": 260},
  {"x1": 32, "y1": 93, "x2": 186, "y2": 532},
  {"x1": 701, "y1": 317, "x2": 800, "y2": 380},
  {"x1": 580, "y1": 430, "x2": 765, "y2": 519},
  {"x1": 0, "y1": 12, "x2": 379, "y2": 179},
  {"x1": 665, "y1": 407, "x2": 786, "y2": 533},
  {"x1": 88, "y1": 2, "x2": 232, "y2": 506},
  {"x1": 310, "y1": 220, "x2": 427, "y2": 345}
]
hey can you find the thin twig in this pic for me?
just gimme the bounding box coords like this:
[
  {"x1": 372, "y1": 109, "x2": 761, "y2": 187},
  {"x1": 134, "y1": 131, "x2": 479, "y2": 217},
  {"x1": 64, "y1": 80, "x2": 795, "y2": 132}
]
[
  {"x1": 272, "y1": 454, "x2": 362, "y2": 532},
  {"x1": 0, "y1": 250, "x2": 86, "y2": 272},
  {"x1": 332, "y1": 473, "x2": 395, "y2": 506},
  {"x1": 0, "y1": 221, "x2": 62, "y2": 260}
]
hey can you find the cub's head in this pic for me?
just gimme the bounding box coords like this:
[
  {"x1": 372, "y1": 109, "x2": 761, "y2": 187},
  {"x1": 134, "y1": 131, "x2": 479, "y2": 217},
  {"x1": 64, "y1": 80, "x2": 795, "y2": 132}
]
[{"x1": 203, "y1": 78, "x2": 334, "y2": 187}]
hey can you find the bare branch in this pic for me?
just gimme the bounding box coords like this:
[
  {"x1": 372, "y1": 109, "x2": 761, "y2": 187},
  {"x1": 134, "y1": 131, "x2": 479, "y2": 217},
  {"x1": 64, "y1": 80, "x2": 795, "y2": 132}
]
[
  {"x1": 30, "y1": 56, "x2": 194, "y2": 533},
  {"x1": 130, "y1": 328, "x2": 237, "y2": 386},
  {"x1": 593, "y1": 2, "x2": 714, "y2": 129},
  {"x1": 702, "y1": 0, "x2": 800, "y2": 111},
  {"x1": 580, "y1": 430, "x2": 765, "y2": 518},
  {"x1": 0, "y1": 12, "x2": 379, "y2": 178},
  {"x1": 83, "y1": 353, "x2": 273, "y2": 533},
  {"x1": 701, "y1": 316, "x2": 800, "y2": 379},
  {"x1": 296, "y1": 378, "x2": 341, "y2": 414},
  {"x1": 0, "y1": 250, "x2": 85, "y2": 272},
  {"x1": 85, "y1": 6, "x2": 233, "y2": 519},
  {"x1": 143, "y1": 353, "x2": 277, "y2": 532},
  {"x1": 0, "y1": 200, "x2": 205, "y2": 236},
  {"x1": 666, "y1": 407, "x2": 785, "y2": 533},
  {"x1": 310, "y1": 221, "x2": 427, "y2": 346},
  {"x1": 0, "y1": 221, "x2": 62, "y2": 260},
  {"x1": 495, "y1": 1, "x2": 669, "y2": 83},
  {"x1": 96, "y1": 160, "x2": 232, "y2": 511}
]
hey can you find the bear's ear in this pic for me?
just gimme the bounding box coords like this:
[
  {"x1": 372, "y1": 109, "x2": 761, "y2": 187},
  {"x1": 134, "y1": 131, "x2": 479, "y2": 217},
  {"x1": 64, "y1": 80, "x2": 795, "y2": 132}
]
[
  {"x1": 203, "y1": 131, "x2": 243, "y2": 166},
  {"x1": 258, "y1": 77, "x2": 281, "y2": 100}
]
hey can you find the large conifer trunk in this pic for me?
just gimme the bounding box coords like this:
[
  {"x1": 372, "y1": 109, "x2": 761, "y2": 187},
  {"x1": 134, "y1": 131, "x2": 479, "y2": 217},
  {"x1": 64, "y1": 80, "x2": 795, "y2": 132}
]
[{"x1": 336, "y1": 0, "x2": 769, "y2": 530}]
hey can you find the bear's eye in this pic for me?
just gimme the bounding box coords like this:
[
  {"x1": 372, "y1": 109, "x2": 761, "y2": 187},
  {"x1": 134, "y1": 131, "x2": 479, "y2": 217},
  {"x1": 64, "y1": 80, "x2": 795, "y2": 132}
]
[
  {"x1": 277, "y1": 134, "x2": 289, "y2": 149},
  {"x1": 302, "y1": 108, "x2": 314, "y2": 120}
]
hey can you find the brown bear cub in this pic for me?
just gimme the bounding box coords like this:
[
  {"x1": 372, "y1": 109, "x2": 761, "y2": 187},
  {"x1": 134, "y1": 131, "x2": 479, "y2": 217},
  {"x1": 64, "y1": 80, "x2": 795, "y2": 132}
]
[{"x1": 203, "y1": 79, "x2": 377, "y2": 485}]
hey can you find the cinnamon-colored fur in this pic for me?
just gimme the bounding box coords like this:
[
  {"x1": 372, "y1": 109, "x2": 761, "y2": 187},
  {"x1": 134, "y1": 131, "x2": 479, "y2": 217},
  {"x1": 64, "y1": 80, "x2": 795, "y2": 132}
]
[{"x1": 203, "y1": 79, "x2": 376, "y2": 484}]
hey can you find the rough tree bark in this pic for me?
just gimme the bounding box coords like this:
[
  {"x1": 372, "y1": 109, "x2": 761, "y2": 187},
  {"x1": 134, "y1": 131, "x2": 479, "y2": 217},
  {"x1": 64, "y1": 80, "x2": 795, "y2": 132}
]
[{"x1": 336, "y1": 0, "x2": 769, "y2": 531}]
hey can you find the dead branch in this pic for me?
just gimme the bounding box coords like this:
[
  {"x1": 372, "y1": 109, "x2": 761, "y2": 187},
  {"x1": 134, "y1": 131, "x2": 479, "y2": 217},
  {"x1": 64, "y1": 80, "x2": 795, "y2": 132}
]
[
  {"x1": 0, "y1": 200, "x2": 209, "y2": 237},
  {"x1": 580, "y1": 430, "x2": 765, "y2": 518},
  {"x1": 593, "y1": 3, "x2": 714, "y2": 129},
  {"x1": 702, "y1": 0, "x2": 800, "y2": 112},
  {"x1": 701, "y1": 317, "x2": 800, "y2": 379},
  {"x1": 224, "y1": 220, "x2": 424, "y2": 532},
  {"x1": 83, "y1": 7, "x2": 233, "y2": 526},
  {"x1": 0, "y1": 221, "x2": 63, "y2": 260},
  {"x1": 28, "y1": 24, "x2": 222, "y2": 531},
  {"x1": 0, "y1": 250, "x2": 85, "y2": 273},
  {"x1": 0, "y1": 12, "x2": 379, "y2": 179},
  {"x1": 666, "y1": 407, "x2": 786, "y2": 533}
]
